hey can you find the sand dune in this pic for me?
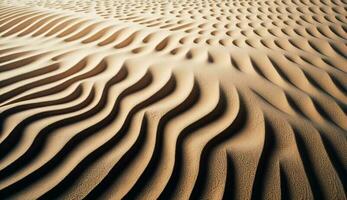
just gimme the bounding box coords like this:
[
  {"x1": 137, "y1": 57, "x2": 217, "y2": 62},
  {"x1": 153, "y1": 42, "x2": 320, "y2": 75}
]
[{"x1": 0, "y1": 0, "x2": 346, "y2": 199}]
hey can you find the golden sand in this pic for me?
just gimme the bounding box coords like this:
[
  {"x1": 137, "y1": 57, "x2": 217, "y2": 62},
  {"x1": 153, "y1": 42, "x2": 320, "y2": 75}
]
[{"x1": 0, "y1": 0, "x2": 346, "y2": 199}]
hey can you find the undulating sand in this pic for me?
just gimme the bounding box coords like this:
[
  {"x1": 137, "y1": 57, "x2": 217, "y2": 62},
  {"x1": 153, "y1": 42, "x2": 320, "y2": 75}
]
[{"x1": 0, "y1": 0, "x2": 346, "y2": 199}]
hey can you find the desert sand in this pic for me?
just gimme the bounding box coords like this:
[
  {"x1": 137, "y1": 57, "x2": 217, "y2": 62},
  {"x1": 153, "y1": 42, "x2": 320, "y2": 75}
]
[{"x1": 0, "y1": 0, "x2": 346, "y2": 199}]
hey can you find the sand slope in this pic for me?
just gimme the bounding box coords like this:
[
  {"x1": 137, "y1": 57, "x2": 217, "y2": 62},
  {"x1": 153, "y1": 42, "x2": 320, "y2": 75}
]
[{"x1": 0, "y1": 0, "x2": 346, "y2": 199}]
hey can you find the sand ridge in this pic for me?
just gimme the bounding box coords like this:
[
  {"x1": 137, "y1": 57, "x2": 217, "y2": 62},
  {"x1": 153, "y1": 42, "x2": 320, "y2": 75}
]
[{"x1": 0, "y1": 0, "x2": 346, "y2": 199}]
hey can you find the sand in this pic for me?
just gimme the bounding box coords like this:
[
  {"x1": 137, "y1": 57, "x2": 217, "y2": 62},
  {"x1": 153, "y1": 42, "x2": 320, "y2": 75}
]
[{"x1": 0, "y1": 0, "x2": 346, "y2": 199}]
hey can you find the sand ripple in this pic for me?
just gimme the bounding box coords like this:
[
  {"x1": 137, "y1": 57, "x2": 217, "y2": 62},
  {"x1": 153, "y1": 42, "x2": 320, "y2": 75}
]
[{"x1": 0, "y1": 0, "x2": 346, "y2": 199}]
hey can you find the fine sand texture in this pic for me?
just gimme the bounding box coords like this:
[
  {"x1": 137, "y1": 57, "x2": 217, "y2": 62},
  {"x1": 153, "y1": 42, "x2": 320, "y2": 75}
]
[{"x1": 0, "y1": 0, "x2": 346, "y2": 199}]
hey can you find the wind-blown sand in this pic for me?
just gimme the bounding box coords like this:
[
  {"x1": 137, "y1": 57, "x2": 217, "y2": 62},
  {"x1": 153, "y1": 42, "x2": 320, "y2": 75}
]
[{"x1": 0, "y1": 0, "x2": 346, "y2": 199}]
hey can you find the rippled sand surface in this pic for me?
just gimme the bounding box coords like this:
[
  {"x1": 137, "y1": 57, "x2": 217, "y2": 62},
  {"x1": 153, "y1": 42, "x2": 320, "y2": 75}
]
[{"x1": 0, "y1": 0, "x2": 346, "y2": 199}]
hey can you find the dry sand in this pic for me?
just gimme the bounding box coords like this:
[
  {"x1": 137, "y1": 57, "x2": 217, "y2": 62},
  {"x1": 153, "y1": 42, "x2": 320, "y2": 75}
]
[{"x1": 0, "y1": 0, "x2": 346, "y2": 199}]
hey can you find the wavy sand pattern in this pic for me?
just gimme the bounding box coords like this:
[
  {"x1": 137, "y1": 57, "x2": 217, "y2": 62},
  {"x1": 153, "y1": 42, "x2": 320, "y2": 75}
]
[{"x1": 0, "y1": 0, "x2": 346, "y2": 199}]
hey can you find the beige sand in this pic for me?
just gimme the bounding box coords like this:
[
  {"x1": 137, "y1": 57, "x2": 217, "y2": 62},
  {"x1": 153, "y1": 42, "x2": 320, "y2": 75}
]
[{"x1": 0, "y1": 0, "x2": 346, "y2": 199}]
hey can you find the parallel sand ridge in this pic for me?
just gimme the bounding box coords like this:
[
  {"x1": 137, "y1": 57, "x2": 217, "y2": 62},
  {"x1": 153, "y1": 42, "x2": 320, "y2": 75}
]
[{"x1": 0, "y1": 0, "x2": 346, "y2": 199}]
